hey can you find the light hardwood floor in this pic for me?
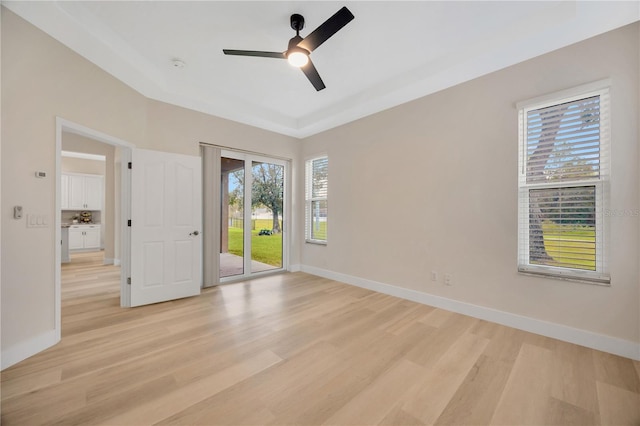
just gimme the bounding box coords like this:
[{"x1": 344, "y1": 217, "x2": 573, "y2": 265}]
[{"x1": 1, "y1": 251, "x2": 639, "y2": 425}]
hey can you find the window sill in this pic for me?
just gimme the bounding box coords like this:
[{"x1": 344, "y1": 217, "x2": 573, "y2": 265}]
[
  {"x1": 518, "y1": 265, "x2": 610, "y2": 286},
  {"x1": 305, "y1": 240, "x2": 327, "y2": 246}
]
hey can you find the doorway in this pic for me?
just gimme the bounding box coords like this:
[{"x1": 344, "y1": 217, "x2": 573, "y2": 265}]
[
  {"x1": 219, "y1": 150, "x2": 288, "y2": 281},
  {"x1": 55, "y1": 118, "x2": 134, "y2": 338}
]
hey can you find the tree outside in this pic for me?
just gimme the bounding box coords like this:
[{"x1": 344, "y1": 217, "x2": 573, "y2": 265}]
[{"x1": 232, "y1": 162, "x2": 283, "y2": 233}]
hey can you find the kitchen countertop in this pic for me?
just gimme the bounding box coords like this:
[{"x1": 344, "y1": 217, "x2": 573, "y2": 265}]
[{"x1": 62, "y1": 223, "x2": 100, "y2": 228}]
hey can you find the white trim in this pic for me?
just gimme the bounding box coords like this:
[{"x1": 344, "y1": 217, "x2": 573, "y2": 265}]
[
  {"x1": 120, "y1": 148, "x2": 132, "y2": 307},
  {"x1": 305, "y1": 240, "x2": 328, "y2": 246},
  {"x1": 284, "y1": 158, "x2": 291, "y2": 276},
  {"x1": 300, "y1": 265, "x2": 640, "y2": 361},
  {"x1": 114, "y1": 258, "x2": 121, "y2": 266},
  {"x1": 55, "y1": 120, "x2": 63, "y2": 342},
  {"x1": 515, "y1": 78, "x2": 612, "y2": 110},
  {"x1": 103, "y1": 258, "x2": 114, "y2": 265},
  {"x1": 58, "y1": 118, "x2": 135, "y2": 149},
  {"x1": 289, "y1": 264, "x2": 301, "y2": 273},
  {"x1": 61, "y1": 150, "x2": 106, "y2": 161},
  {"x1": 1, "y1": 330, "x2": 59, "y2": 370}
]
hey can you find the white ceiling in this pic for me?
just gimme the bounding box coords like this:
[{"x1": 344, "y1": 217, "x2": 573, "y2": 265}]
[{"x1": 5, "y1": 1, "x2": 639, "y2": 138}]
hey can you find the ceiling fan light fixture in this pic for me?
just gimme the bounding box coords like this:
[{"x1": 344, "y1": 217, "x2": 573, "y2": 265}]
[
  {"x1": 222, "y1": 6, "x2": 354, "y2": 90},
  {"x1": 287, "y1": 49, "x2": 309, "y2": 67}
]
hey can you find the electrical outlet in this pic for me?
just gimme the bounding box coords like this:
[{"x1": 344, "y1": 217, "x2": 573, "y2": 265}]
[
  {"x1": 444, "y1": 273, "x2": 452, "y2": 286},
  {"x1": 431, "y1": 271, "x2": 438, "y2": 282}
]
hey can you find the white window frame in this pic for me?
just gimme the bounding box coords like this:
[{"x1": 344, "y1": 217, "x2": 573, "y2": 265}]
[
  {"x1": 305, "y1": 155, "x2": 328, "y2": 245},
  {"x1": 517, "y1": 80, "x2": 611, "y2": 285}
]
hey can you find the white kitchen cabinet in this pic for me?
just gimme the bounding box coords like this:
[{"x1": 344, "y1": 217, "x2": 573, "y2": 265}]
[
  {"x1": 68, "y1": 174, "x2": 85, "y2": 210},
  {"x1": 68, "y1": 227, "x2": 84, "y2": 250},
  {"x1": 64, "y1": 173, "x2": 103, "y2": 210},
  {"x1": 83, "y1": 227, "x2": 101, "y2": 248},
  {"x1": 69, "y1": 225, "x2": 101, "y2": 250},
  {"x1": 84, "y1": 176, "x2": 103, "y2": 210}
]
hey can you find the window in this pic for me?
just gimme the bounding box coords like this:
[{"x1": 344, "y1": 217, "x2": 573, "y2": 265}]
[
  {"x1": 305, "y1": 156, "x2": 328, "y2": 243},
  {"x1": 517, "y1": 81, "x2": 610, "y2": 284}
]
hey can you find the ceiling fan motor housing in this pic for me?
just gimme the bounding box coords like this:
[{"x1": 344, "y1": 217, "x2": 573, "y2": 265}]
[
  {"x1": 290, "y1": 14, "x2": 305, "y2": 32},
  {"x1": 287, "y1": 35, "x2": 306, "y2": 55}
]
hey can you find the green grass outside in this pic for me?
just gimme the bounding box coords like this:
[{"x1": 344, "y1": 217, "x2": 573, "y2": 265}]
[
  {"x1": 311, "y1": 221, "x2": 327, "y2": 241},
  {"x1": 227, "y1": 219, "x2": 283, "y2": 267},
  {"x1": 540, "y1": 221, "x2": 596, "y2": 270}
]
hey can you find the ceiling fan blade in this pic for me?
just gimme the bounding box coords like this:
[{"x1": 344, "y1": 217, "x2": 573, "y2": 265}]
[
  {"x1": 301, "y1": 59, "x2": 326, "y2": 91},
  {"x1": 223, "y1": 49, "x2": 285, "y2": 59},
  {"x1": 297, "y1": 6, "x2": 354, "y2": 52}
]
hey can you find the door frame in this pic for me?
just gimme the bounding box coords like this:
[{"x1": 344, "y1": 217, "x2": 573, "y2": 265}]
[
  {"x1": 219, "y1": 149, "x2": 290, "y2": 283},
  {"x1": 55, "y1": 117, "x2": 135, "y2": 338}
]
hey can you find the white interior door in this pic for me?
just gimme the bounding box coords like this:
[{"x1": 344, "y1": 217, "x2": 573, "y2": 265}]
[{"x1": 130, "y1": 148, "x2": 202, "y2": 307}]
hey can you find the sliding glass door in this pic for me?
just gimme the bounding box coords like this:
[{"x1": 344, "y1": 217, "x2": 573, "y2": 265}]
[{"x1": 220, "y1": 151, "x2": 286, "y2": 280}]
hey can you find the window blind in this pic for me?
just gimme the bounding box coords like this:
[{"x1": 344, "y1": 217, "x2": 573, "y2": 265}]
[
  {"x1": 526, "y1": 96, "x2": 601, "y2": 184},
  {"x1": 305, "y1": 157, "x2": 328, "y2": 243},
  {"x1": 528, "y1": 186, "x2": 596, "y2": 271},
  {"x1": 518, "y1": 85, "x2": 610, "y2": 284}
]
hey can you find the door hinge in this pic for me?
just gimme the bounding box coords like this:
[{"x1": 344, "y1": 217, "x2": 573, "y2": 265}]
[
  {"x1": 127, "y1": 277, "x2": 131, "y2": 285},
  {"x1": 128, "y1": 162, "x2": 132, "y2": 169},
  {"x1": 127, "y1": 220, "x2": 131, "y2": 227}
]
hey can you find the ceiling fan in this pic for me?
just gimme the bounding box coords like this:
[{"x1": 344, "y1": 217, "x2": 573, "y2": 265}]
[{"x1": 223, "y1": 6, "x2": 355, "y2": 91}]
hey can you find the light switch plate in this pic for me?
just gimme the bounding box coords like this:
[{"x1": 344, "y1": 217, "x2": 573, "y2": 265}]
[{"x1": 27, "y1": 214, "x2": 48, "y2": 228}]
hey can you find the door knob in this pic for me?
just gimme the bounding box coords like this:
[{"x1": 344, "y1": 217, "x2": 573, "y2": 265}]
[{"x1": 189, "y1": 230, "x2": 199, "y2": 236}]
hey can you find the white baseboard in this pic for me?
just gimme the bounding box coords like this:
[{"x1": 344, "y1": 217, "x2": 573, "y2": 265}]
[
  {"x1": 300, "y1": 265, "x2": 640, "y2": 361},
  {"x1": 103, "y1": 258, "x2": 114, "y2": 265},
  {"x1": 113, "y1": 258, "x2": 121, "y2": 266},
  {"x1": 289, "y1": 264, "x2": 301, "y2": 272},
  {"x1": 2, "y1": 330, "x2": 60, "y2": 370}
]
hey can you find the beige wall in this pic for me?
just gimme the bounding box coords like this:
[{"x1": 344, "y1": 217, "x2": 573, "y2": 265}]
[
  {"x1": 1, "y1": 8, "x2": 299, "y2": 358},
  {"x1": 301, "y1": 22, "x2": 640, "y2": 344},
  {"x1": 1, "y1": 7, "x2": 144, "y2": 352}
]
